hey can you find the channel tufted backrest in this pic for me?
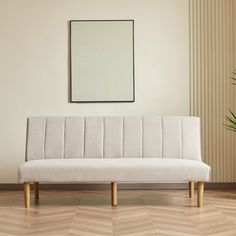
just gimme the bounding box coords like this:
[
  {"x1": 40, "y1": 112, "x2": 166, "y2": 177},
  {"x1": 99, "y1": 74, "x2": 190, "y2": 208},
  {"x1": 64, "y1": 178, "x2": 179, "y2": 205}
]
[{"x1": 26, "y1": 116, "x2": 201, "y2": 161}]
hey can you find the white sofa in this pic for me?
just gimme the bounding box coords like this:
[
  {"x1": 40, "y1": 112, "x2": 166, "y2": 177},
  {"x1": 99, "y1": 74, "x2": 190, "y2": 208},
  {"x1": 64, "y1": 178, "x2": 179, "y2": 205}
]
[{"x1": 19, "y1": 116, "x2": 211, "y2": 208}]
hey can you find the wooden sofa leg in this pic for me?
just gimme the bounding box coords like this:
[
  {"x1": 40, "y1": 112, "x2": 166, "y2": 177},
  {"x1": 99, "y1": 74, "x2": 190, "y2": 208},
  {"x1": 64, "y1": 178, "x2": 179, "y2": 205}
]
[
  {"x1": 111, "y1": 182, "x2": 117, "y2": 206},
  {"x1": 34, "y1": 182, "x2": 39, "y2": 200},
  {"x1": 197, "y1": 182, "x2": 204, "y2": 207},
  {"x1": 24, "y1": 182, "x2": 30, "y2": 208},
  {"x1": 189, "y1": 181, "x2": 194, "y2": 199}
]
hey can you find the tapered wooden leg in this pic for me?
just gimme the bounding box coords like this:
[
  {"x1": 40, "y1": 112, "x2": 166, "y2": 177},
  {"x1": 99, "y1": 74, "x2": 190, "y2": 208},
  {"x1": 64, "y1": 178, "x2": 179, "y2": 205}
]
[
  {"x1": 34, "y1": 182, "x2": 39, "y2": 200},
  {"x1": 189, "y1": 181, "x2": 194, "y2": 199},
  {"x1": 24, "y1": 182, "x2": 30, "y2": 208},
  {"x1": 111, "y1": 182, "x2": 117, "y2": 206},
  {"x1": 197, "y1": 182, "x2": 204, "y2": 207}
]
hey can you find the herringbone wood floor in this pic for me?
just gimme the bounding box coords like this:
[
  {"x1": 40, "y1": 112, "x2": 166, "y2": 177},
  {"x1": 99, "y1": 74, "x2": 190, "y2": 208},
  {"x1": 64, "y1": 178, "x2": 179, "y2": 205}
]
[{"x1": 0, "y1": 189, "x2": 236, "y2": 236}]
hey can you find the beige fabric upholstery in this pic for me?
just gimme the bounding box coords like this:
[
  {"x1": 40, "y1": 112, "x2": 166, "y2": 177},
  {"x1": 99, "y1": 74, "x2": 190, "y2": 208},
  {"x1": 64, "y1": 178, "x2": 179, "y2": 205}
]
[
  {"x1": 162, "y1": 117, "x2": 182, "y2": 158},
  {"x1": 104, "y1": 117, "x2": 123, "y2": 158},
  {"x1": 45, "y1": 117, "x2": 65, "y2": 159},
  {"x1": 26, "y1": 117, "x2": 45, "y2": 161},
  {"x1": 19, "y1": 158, "x2": 210, "y2": 183},
  {"x1": 26, "y1": 116, "x2": 202, "y2": 160},
  {"x1": 20, "y1": 116, "x2": 210, "y2": 184},
  {"x1": 123, "y1": 117, "x2": 142, "y2": 158},
  {"x1": 64, "y1": 117, "x2": 84, "y2": 159},
  {"x1": 143, "y1": 117, "x2": 162, "y2": 158},
  {"x1": 84, "y1": 117, "x2": 103, "y2": 159}
]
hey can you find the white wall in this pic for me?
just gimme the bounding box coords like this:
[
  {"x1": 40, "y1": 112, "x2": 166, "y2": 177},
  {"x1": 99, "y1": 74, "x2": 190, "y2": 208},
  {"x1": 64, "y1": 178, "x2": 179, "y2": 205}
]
[{"x1": 0, "y1": 0, "x2": 189, "y2": 183}]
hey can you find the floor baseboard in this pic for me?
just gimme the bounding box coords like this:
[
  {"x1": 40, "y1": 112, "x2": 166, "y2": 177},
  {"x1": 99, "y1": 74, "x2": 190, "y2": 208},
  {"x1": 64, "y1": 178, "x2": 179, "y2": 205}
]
[{"x1": 0, "y1": 183, "x2": 236, "y2": 190}]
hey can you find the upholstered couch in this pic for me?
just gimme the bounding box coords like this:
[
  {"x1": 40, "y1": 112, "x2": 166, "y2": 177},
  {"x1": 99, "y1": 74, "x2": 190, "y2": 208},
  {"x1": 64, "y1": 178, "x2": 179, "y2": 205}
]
[{"x1": 19, "y1": 116, "x2": 210, "y2": 208}]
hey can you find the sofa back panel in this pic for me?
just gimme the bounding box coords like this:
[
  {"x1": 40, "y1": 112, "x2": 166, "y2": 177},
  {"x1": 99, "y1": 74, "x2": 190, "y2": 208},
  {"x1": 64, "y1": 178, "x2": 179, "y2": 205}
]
[
  {"x1": 162, "y1": 117, "x2": 182, "y2": 159},
  {"x1": 45, "y1": 117, "x2": 65, "y2": 159},
  {"x1": 64, "y1": 117, "x2": 84, "y2": 159},
  {"x1": 26, "y1": 117, "x2": 46, "y2": 160},
  {"x1": 123, "y1": 117, "x2": 142, "y2": 158},
  {"x1": 104, "y1": 117, "x2": 123, "y2": 158},
  {"x1": 26, "y1": 116, "x2": 201, "y2": 161},
  {"x1": 84, "y1": 117, "x2": 103, "y2": 158},
  {"x1": 143, "y1": 117, "x2": 162, "y2": 158},
  {"x1": 182, "y1": 117, "x2": 201, "y2": 160}
]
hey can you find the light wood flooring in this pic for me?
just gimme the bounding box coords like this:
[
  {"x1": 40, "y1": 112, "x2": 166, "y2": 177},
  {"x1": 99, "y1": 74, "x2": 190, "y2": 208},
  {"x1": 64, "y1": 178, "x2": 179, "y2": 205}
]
[{"x1": 0, "y1": 189, "x2": 236, "y2": 236}]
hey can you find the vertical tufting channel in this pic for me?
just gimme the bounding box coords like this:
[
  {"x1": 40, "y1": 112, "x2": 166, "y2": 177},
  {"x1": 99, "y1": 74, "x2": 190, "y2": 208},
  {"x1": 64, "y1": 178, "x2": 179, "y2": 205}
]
[
  {"x1": 104, "y1": 117, "x2": 123, "y2": 158},
  {"x1": 123, "y1": 117, "x2": 142, "y2": 158},
  {"x1": 26, "y1": 117, "x2": 46, "y2": 161},
  {"x1": 84, "y1": 117, "x2": 103, "y2": 158},
  {"x1": 182, "y1": 117, "x2": 201, "y2": 160},
  {"x1": 44, "y1": 117, "x2": 65, "y2": 159},
  {"x1": 64, "y1": 117, "x2": 84, "y2": 159},
  {"x1": 162, "y1": 117, "x2": 182, "y2": 159},
  {"x1": 142, "y1": 117, "x2": 162, "y2": 158}
]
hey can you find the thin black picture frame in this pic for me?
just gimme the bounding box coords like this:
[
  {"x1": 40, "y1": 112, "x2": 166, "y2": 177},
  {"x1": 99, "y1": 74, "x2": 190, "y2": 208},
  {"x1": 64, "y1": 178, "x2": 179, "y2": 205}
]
[{"x1": 69, "y1": 20, "x2": 135, "y2": 103}]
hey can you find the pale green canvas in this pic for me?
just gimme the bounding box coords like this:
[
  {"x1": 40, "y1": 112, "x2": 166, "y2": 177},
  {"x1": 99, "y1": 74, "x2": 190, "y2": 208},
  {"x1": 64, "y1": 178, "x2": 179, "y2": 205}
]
[{"x1": 71, "y1": 21, "x2": 134, "y2": 102}]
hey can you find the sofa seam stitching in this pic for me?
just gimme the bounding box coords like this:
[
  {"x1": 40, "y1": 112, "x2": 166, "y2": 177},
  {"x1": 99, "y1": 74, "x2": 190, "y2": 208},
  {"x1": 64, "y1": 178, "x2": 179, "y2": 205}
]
[
  {"x1": 43, "y1": 117, "x2": 47, "y2": 160},
  {"x1": 122, "y1": 116, "x2": 124, "y2": 158},
  {"x1": 161, "y1": 117, "x2": 163, "y2": 158},
  {"x1": 102, "y1": 117, "x2": 105, "y2": 159},
  {"x1": 83, "y1": 117, "x2": 86, "y2": 159},
  {"x1": 63, "y1": 117, "x2": 66, "y2": 159},
  {"x1": 141, "y1": 116, "x2": 143, "y2": 158},
  {"x1": 181, "y1": 118, "x2": 183, "y2": 159}
]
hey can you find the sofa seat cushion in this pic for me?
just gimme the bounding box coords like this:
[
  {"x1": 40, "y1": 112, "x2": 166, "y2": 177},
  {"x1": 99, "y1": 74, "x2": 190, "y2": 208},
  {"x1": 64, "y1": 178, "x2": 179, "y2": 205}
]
[{"x1": 19, "y1": 158, "x2": 210, "y2": 183}]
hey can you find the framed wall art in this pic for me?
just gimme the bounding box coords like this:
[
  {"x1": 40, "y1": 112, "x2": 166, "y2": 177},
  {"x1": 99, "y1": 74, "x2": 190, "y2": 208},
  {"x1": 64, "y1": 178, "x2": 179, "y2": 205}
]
[{"x1": 70, "y1": 20, "x2": 135, "y2": 103}]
